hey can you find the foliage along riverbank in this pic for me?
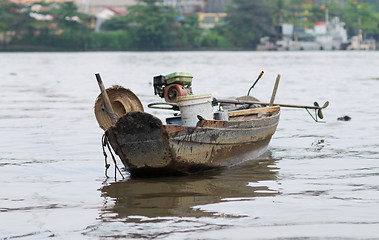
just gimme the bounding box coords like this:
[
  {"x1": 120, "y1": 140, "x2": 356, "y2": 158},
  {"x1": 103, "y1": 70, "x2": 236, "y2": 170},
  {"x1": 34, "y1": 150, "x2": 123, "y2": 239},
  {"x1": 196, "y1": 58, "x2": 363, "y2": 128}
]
[{"x1": 1, "y1": 0, "x2": 379, "y2": 51}]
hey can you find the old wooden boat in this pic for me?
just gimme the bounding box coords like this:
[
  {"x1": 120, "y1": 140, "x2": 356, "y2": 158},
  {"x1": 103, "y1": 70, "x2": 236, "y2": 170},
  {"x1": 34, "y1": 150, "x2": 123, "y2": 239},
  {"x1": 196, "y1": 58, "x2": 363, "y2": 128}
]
[
  {"x1": 105, "y1": 104, "x2": 280, "y2": 177},
  {"x1": 94, "y1": 72, "x2": 327, "y2": 177}
]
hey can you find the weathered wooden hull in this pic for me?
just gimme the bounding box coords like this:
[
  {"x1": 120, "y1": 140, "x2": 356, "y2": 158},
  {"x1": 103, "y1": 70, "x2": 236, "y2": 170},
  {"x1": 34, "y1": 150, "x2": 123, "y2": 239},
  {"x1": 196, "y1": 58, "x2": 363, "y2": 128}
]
[{"x1": 106, "y1": 110, "x2": 280, "y2": 177}]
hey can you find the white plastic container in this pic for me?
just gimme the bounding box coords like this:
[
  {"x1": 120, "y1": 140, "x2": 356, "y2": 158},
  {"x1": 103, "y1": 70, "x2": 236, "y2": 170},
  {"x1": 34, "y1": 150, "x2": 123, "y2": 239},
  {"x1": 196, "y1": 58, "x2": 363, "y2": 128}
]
[{"x1": 177, "y1": 94, "x2": 213, "y2": 126}]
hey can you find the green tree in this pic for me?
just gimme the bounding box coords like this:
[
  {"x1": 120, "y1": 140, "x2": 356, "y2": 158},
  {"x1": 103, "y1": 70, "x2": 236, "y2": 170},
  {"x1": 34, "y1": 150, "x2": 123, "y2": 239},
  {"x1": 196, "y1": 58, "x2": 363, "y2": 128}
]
[
  {"x1": 48, "y1": 2, "x2": 92, "y2": 49},
  {"x1": 223, "y1": 0, "x2": 273, "y2": 49},
  {"x1": 303, "y1": 4, "x2": 326, "y2": 24},
  {"x1": 0, "y1": 0, "x2": 32, "y2": 47},
  {"x1": 360, "y1": 0, "x2": 379, "y2": 11},
  {"x1": 89, "y1": 30, "x2": 131, "y2": 49},
  {"x1": 343, "y1": 0, "x2": 379, "y2": 37},
  {"x1": 176, "y1": 14, "x2": 202, "y2": 49},
  {"x1": 323, "y1": 0, "x2": 346, "y2": 19},
  {"x1": 104, "y1": 0, "x2": 181, "y2": 50},
  {"x1": 198, "y1": 29, "x2": 232, "y2": 48},
  {"x1": 301, "y1": 1, "x2": 347, "y2": 26},
  {"x1": 269, "y1": 0, "x2": 308, "y2": 25}
]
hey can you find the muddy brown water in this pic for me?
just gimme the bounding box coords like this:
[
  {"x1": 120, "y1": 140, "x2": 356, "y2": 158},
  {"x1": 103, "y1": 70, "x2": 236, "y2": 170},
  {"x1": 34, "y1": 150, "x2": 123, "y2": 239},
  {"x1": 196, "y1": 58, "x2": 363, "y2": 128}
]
[{"x1": 1, "y1": 51, "x2": 379, "y2": 239}]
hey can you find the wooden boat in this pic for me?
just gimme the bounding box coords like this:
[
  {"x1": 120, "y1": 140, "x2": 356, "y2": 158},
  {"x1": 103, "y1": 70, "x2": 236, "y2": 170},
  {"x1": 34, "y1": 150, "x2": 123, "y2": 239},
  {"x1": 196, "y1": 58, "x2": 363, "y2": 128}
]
[
  {"x1": 105, "y1": 105, "x2": 280, "y2": 177},
  {"x1": 95, "y1": 72, "x2": 327, "y2": 177}
]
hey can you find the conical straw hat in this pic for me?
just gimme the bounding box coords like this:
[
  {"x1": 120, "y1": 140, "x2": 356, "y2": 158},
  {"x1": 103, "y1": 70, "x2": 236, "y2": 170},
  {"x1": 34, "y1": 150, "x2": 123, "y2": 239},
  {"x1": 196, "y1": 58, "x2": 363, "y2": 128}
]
[{"x1": 94, "y1": 85, "x2": 144, "y2": 130}]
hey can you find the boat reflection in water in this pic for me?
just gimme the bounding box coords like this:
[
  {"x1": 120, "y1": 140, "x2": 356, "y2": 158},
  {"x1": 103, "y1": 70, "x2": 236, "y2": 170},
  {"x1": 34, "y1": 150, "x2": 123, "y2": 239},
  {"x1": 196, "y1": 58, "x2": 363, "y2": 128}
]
[{"x1": 99, "y1": 152, "x2": 280, "y2": 219}]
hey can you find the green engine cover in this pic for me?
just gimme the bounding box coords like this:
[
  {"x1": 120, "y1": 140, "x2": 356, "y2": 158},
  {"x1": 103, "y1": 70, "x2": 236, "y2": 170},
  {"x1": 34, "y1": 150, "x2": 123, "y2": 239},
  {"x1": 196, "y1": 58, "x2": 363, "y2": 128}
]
[{"x1": 165, "y1": 72, "x2": 193, "y2": 85}]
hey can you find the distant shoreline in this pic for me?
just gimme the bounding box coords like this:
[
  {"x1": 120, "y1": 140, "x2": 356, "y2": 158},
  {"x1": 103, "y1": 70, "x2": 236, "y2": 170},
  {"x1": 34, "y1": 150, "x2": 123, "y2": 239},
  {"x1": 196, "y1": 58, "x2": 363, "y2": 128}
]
[
  {"x1": 1, "y1": 45, "x2": 377, "y2": 52},
  {"x1": 0, "y1": 44, "x2": 248, "y2": 52}
]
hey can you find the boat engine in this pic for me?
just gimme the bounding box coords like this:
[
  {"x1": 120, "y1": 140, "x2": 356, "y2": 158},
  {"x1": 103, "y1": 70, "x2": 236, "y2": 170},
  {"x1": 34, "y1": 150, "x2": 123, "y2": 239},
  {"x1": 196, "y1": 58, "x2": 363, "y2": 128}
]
[{"x1": 153, "y1": 72, "x2": 193, "y2": 103}]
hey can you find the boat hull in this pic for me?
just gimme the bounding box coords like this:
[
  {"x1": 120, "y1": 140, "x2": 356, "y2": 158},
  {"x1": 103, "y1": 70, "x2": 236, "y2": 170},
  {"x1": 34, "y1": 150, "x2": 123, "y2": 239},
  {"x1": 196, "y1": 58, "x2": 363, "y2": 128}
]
[{"x1": 106, "y1": 111, "x2": 279, "y2": 177}]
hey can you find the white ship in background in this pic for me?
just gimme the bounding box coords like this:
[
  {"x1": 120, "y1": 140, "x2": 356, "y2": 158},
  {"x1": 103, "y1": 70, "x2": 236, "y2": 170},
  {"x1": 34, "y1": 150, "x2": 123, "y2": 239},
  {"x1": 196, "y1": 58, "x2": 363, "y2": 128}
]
[
  {"x1": 277, "y1": 17, "x2": 348, "y2": 50},
  {"x1": 258, "y1": 14, "x2": 376, "y2": 51},
  {"x1": 346, "y1": 30, "x2": 376, "y2": 50}
]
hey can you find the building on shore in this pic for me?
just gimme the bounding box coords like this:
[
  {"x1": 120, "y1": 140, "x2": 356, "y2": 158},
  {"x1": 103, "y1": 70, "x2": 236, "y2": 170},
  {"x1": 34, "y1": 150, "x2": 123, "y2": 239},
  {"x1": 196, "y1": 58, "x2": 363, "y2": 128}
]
[
  {"x1": 9, "y1": 0, "x2": 136, "y2": 16},
  {"x1": 9, "y1": 0, "x2": 228, "y2": 18},
  {"x1": 163, "y1": 0, "x2": 203, "y2": 15},
  {"x1": 10, "y1": 0, "x2": 230, "y2": 32},
  {"x1": 76, "y1": 0, "x2": 136, "y2": 15},
  {"x1": 10, "y1": 0, "x2": 72, "y2": 3},
  {"x1": 197, "y1": 0, "x2": 228, "y2": 28}
]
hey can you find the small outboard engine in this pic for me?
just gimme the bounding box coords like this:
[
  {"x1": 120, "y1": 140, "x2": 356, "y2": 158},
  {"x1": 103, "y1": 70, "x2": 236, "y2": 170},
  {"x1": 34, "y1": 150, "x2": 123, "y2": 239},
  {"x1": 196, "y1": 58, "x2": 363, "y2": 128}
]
[{"x1": 153, "y1": 72, "x2": 193, "y2": 103}]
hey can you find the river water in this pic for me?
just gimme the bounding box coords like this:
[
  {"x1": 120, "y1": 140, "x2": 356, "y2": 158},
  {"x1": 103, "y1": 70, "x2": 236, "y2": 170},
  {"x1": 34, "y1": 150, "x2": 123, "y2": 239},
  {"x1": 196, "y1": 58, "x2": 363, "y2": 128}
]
[{"x1": 1, "y1": 51, "x2": 378, "y2": 239}]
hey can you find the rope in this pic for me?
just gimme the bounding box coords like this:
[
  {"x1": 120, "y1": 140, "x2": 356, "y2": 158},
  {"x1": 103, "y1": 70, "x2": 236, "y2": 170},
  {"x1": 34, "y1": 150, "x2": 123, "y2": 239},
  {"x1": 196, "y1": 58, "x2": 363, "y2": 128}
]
[
  {"x1": 101, "y1": 134, "x2": 110, "y2": 178},
  {"x1": 101, "y1": 133, "x2": 125, "y2": 180}
]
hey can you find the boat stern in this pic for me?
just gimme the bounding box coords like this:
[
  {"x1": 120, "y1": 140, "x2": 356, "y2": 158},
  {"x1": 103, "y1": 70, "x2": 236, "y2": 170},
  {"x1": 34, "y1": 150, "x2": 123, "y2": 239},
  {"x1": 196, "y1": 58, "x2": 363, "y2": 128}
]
[{"x1": 106, "y1": 112, "x2": 174, "y2": 172}]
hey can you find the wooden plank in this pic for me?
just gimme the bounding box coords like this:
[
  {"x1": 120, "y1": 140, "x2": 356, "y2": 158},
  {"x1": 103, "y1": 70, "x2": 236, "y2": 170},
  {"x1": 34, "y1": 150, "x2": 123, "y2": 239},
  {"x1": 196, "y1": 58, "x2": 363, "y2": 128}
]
[{"x1": 228, "y1": 106, "x2": 280, "y2": 117}]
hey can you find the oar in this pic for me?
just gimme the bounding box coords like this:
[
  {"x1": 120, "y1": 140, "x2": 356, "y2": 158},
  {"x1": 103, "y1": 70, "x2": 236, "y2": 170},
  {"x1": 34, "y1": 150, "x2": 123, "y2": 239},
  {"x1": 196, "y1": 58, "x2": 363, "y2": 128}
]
[
  {"x1": 95, "y1": 73, "x2": 119, "y2": 125},
  {"x1": 214, "y1": 98, "x2": 329, "y2": 119}
]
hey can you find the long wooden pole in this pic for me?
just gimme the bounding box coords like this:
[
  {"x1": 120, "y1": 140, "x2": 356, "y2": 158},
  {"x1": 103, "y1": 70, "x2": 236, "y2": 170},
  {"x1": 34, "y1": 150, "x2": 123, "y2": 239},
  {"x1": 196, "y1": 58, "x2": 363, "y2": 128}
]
[
  {"x1": 214, "y1": 98, "x2": 325, "y2": 110},
  {"x1": 95, "y1": 73, "x2": 119, "y2": 125}
]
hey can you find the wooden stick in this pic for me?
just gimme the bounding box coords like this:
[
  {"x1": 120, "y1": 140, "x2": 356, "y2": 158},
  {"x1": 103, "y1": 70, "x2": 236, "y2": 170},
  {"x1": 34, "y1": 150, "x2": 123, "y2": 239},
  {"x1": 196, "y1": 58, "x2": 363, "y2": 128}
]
[
  {"x1": 269, "y1": 74, "x2": 280, "y2": 106},
  {"x1": 95, "y1": 73, "x2": 119, "y2": 125},
  {"x1": 214, "y1": 98, "x2": 323, "y2": 110}
]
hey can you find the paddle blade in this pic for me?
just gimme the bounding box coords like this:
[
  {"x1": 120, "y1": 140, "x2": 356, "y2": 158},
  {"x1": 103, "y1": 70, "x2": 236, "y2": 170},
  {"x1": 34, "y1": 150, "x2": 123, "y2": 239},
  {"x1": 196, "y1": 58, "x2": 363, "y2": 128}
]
[
  {"x1": 322, "y1": 101, "x2": 329, "y2": 109},
  {"x1": 318, "y1": 109, "x2": 324, "y2": 119}
]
